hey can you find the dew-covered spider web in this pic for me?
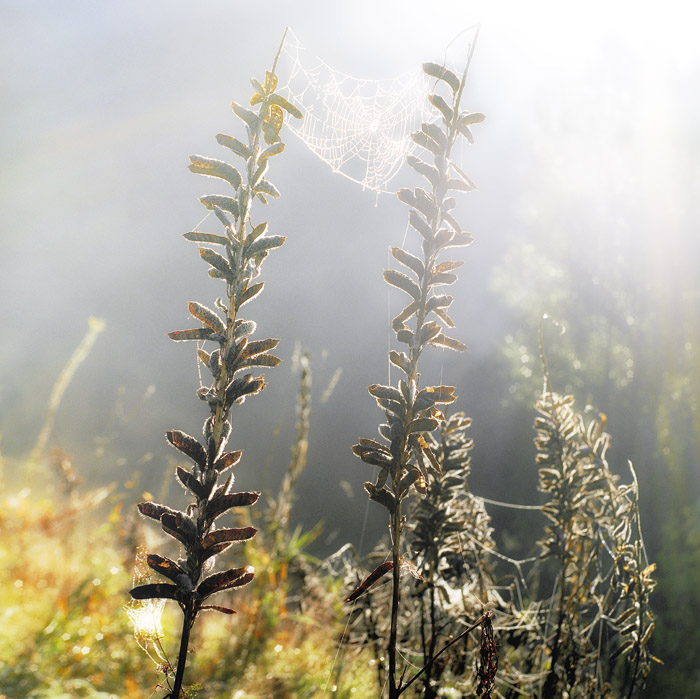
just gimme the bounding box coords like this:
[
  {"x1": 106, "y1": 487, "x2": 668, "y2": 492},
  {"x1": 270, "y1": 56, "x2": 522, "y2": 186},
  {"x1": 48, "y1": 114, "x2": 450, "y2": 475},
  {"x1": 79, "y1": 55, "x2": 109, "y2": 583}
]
[{"x1": 278, "y1": 28, "x2": 476, "y2": 194}]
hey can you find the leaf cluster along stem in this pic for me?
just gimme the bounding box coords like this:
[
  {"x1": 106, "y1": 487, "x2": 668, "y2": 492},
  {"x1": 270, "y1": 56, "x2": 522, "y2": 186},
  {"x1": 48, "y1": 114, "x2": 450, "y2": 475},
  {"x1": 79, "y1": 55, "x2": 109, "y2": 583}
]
[
  {"x1": 351, "y1": 55, "x2": 485, "y2": 697},
  {"x1": 129, "y1": 32, "x2": 302, "y2": 699}
]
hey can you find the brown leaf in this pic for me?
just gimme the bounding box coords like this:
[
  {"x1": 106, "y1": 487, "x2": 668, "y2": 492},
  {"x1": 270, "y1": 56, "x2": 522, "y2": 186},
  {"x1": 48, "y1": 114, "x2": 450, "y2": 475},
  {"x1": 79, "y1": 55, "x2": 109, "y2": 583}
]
[
  {"x1": 346, "y1": 562, "x2": 394, "y2": 602},
  {"x1": 197, "y1": 567, "x2": 254, "y2": 599}
]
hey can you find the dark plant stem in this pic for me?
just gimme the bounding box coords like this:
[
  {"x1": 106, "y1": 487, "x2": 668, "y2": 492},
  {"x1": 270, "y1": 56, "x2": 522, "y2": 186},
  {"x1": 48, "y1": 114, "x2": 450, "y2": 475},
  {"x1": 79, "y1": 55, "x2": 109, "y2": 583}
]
[
  {"x1": 389, "y1": 496, "x2": 402, "y2": 699},
  {"x1": 542, "y1": 567, "x2": 568, "y2": 699},
  {"x1": 400, "y1": 614, "x2": 486, "y2": 696},
  {"x1": 425, "y1": 579, "x2": 438, "y2": 698},
  {"x1": 171, "y1": 604, "x2": 195, "y2": 699}
]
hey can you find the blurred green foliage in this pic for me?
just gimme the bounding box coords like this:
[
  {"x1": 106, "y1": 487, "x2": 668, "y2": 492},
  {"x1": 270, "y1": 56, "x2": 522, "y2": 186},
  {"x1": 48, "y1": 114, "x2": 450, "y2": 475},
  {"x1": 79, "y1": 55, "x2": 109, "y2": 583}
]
[{"x1": 0, "y1": 453, "x2": 376, "y2": 698}]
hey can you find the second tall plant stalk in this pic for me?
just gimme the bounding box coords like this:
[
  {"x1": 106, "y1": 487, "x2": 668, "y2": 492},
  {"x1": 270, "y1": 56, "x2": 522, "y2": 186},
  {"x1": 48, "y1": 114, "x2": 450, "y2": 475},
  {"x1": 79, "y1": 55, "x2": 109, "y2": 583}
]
[{"x1": 351, "y1": 51, "x2": 485, "y2": 697}]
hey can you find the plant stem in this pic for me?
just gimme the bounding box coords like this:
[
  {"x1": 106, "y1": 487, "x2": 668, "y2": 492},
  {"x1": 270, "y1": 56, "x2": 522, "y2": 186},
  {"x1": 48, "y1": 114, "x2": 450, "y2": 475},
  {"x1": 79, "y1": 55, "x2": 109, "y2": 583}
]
[
  {"x1": 171, "y1": 603, "x2": 195, "y2": 699},
  {"x1": 389, "y1": 496, "x2": 402, "y2": 698},
  {"x1": 400, "y1": 614, "x2": 486, "y2": 695}
]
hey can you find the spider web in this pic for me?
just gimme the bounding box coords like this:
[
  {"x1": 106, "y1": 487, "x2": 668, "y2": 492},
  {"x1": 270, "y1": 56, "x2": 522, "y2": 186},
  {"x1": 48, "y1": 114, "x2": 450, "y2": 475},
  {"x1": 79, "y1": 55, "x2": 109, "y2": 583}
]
[{"x1": 279, "y1": 29, "x2": 442, "y2": 194}]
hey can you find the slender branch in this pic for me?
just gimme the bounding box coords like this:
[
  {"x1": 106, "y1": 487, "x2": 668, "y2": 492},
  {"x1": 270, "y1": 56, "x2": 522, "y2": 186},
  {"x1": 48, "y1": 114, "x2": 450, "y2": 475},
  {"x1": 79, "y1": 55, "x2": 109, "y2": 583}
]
[
  {"x1": 389, "y1": 497, "x2": 403, "y2": 698},
  {"x1": 400, "y1": 614, "x2": 487, "y2": 695},
  {"x1": 171, "y1": 605, "x2": 194, "y2": 699}
]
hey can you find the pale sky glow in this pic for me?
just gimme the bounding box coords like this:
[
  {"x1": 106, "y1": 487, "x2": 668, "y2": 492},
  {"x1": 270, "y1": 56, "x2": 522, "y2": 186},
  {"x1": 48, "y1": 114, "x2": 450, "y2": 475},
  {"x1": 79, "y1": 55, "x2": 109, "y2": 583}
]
[{"x1": 0, "y1": 0, "x2": 697, "y2": 565}]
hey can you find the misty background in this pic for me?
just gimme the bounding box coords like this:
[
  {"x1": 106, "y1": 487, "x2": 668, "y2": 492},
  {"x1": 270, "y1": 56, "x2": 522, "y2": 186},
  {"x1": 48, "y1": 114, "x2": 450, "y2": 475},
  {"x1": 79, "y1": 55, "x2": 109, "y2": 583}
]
[{"x1": 2, "y1": 2, "x2": 699, "y2": 692}]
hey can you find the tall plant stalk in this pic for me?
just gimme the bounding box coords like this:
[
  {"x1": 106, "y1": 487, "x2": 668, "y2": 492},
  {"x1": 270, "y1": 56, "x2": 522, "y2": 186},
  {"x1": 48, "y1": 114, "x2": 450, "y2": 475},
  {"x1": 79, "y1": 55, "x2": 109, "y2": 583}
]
[
  {"x1": 350, "y1": 46, "x2": 484, "y2": 697},
  {"x1": 129, "y1": 31, "x2": 301, "y2": 699}
]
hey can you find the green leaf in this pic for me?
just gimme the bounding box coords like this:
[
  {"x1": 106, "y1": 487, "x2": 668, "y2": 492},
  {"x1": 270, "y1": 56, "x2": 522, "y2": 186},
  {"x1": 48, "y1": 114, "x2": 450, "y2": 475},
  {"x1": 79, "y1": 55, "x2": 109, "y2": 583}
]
[
  {"x1": 176, "y1": 466, "x2": 209, "y2": 500},
  {"x1": 251, "y1": 159, "x2": 269, "y2": 188},
  {"x1": 216, "y1": 133, "x2": 252, "y2": 159},
  {"x1": 254, "y1": 179, "x2": 281, "y2": 198},
  {"x1": 446, "y1": 178, "x2": 473, "y2": 193},
  {"x1": 408, "y1": 210, "x2": 434, "y2": 241},
  {"x1": 417, "y1": 321, "x2": 442, "y2": 345},
  {"x1": 384, "y1": 269, "x2": 421, "y2": 301},
  {"x1": 363, "y1": 483, "x2": 396, "y2": 514},
  {"x1": 199, "y1": 194, "x2": 239, "y2": 219},
  {"x1": 422, "y1": 122, "x2": 448, "y2": 150},
  {"x1": 259, "y1": 142, "x2": 285, "y2": 161},
  {"x1": 392, "y1": 300, "x2": 418, "y2": 331},
  {"x1": 391, "y1": 246, "x2": 424, "y2": 278},
  {"x1": 396, "y1": 328, "x2": 413, "y2": 345},
  {"x1": 433, "y1": 228, "x2": 454, "y2": 249},
  {"x1": 443, "y1": 231, "x2": 474, "y2": 248},
  {"x1": 201, "y1": 541, "x2": 233, "y2": 563},
  {"x1": 414, "y1": 188, "x2": 438, "y2": 220},
  {"x1": 415, "y1": 385, "x2": 456, "y2": 409},
  {"x1": 225, "y1": 375, "x2": 265, "y2": 404},
  {"x1": 183, "y1": 231, "x2": 229, "y2": 246},
  {"x1": 146, "y1": 554, "x2": 187, "y2": 584},
  {"x1": 433, "y1": 260, "x2": 463, "y2": 273},
  {"x1": 358, "y1": 437, "x2": 390, "y2": 452},
  {"x1": 246, "y1": 235, "x2": 286, "y2": 257},
  {"x1": 400, "y1": 188, "x2": 437, "y2": 222},
  {"x1": 430, "y1": 271, "x2": 458, "y2": 286},
  {"x1": 189, "y1": 155, "x2": 242, "y2": 190},
  {"x1": 406, "y1": 155, "x2": 440, "y2": 188},
  {"x1": 422, "y1": 62, "x2": 461, "y2": 92},
  {"x1": 161, "y1": 512, "x2": 197, "y2": 547},
  {"x1": 241, "y1": 338, "x2": 281, "y2": 358},
  {"x1": 398, "y1": 467, "x2": 423, "y2": 498},
  {"x1": 368, "y1": 384, "x2": 404, "y2": 402},
  {"x1": 410, "y1": 130, "x2": 441, "y2": 156},
  {"x1": 214, "y1": 450, "x2": 243, "y2": 473},
  {"x1": 241, "y1": 354, "x2": 281, "y2": 370},
  {"x1": 237, "y1": 281, "x2": 264, "y2": 308},
  {"x1": 457, "y1": 121, "x2": 474, "y2": 144},
  {"x1": 377, "y1": 397, "x2": 404, "y2": 419},
  {"x1": 200, "y1": 247, "x2": 233, "y2": 279},
  {"x1": 198, "y1": 567, "x2": 254, "y2": 599},
  {"x1": 231, "y1": 100, "x2": 260, "y2": 130},
  {"x1": 461, "y1": 112, "x2": 486, "y2": 125},
  {"x1": 200, "y1": 604, "x2": 236, "y2": 615},
  {"x1": 262, "y1": 121, "x2": 282, "y2": 146},
  {"x1": 408, "y1": 417, "x2": 439, "y2": 434},
  {"x1": 429, "y1": 93, "x2": 454, "y2": 124},
  {"x1": 430, "y1": 333, "x2": 467, "y2": 352},
  {"x1": 346, "y1": 561, "x2": 394, "y2": 601},
  {"x1": 202, "y1": 526, "x2": 257, "y2": 549},
  {"x1": 269, "y1": 93, "x2": 304, "y2": 119},
  {"x1": 207, "y1": 491, "x2": 260, "y2": 521},
  {"x1": 351, "y1": 444, "x2": 393, "y2": 468},
  {"x1": 388, "y1": 350, "x2": 411, "y2": 375},
  {"x1": 188, "y1": 301, "x2": 225, "y2": 334},
  {"x1": 450, "y1": 161, "x2": 477, "y2": 190},
  {"x1": 233, "y1": 319, "x2": 256, "y2": 339},
  {"x1": 137, "y1": 501, "x2": 178, "y2": 522},
  {"x1": 246, "y1": 222, "x2": 268, "y2": 243},
  {"x1": 130, "y1": 583, "x2": 179, "y2": 601},
  {"x1": 167, "y1": 328, "x2": 214, "y2": 342},
  {"x1": 210, "y1": 204, "x2": 233, "y2": 230},
  {"x1": 427, "y1": 294, "x2": 453, "y2": 311}
]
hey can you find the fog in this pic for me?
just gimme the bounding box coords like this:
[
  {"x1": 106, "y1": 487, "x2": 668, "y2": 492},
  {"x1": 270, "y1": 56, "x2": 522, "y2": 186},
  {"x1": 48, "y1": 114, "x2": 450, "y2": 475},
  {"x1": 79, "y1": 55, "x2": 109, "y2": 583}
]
[{"x1": 2, "y1": 0, "x2": 698, "y2": 581}]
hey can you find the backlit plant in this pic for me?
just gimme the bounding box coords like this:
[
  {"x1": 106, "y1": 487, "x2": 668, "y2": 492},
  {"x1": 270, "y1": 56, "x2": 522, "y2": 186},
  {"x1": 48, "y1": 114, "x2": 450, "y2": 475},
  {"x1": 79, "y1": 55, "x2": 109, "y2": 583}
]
[
  {"x1": 349, "y1": 56, "x2": 489, "y2": 697},
  {"x1": 128, "y1": 35, "x2": 302, "y2": 699}
]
